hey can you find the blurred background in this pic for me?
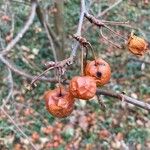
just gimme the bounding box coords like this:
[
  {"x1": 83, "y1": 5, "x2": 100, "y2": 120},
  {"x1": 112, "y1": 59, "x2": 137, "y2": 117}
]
[{"x1": 0, "y1": 0, "x2": 150, "y2": 149}]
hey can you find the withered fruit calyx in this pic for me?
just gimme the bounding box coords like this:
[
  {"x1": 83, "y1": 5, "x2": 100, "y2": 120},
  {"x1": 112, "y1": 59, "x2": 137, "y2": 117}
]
[{"x1": 127, "y1": 34, "x2": 148, "y2": 56}]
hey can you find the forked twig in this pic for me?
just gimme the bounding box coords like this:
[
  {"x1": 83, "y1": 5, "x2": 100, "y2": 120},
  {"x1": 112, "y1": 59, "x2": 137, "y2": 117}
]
[
  {"x1": 96, "y1": 89, "x2": 150, "y2": 111},
  {"x1": 98, "y1": 0, "x2": 123, "y2": 17},
  {"x1": 1, "y1": 1, "x2": 37, "y2": 55},
  {"x1": 1, "y1": 68, "x2": 13, "y2": 108},
  {"x1": 100, "y1": 28, "x2": 122, "y2": 48}
]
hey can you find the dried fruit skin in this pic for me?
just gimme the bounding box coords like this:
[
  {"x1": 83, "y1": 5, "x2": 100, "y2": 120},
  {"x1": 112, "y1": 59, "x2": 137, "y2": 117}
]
[
  {"x1": 85, "y1": 58, "x2": 111, "y2": 86},
  {"x1": 127, "y1": 35, "x2": 148, "y2": 56},
  {"x1": 44, "y1": 87, "x2": 74, "y2": 118},
  {"x1": 69, "y1": 76, "x2": 96, "y2": 100}
]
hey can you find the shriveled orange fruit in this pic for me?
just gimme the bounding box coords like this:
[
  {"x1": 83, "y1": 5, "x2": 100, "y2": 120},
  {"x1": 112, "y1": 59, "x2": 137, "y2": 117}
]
[
  {"x1": 69, "y1": 76, "x2": 96, "y2": 100},
  {"x1": 84, "y1": 58, "x2": 111, "y2": 86},
  {"x1": 44, "y1": 86, "x2": 74, "y2": 118},
  {"x1": 127, "y1": 34, "x2": 148, "y2": 56}
]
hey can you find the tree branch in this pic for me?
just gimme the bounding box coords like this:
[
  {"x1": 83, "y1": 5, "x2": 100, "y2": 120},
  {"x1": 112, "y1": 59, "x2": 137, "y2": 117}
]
[
  {"x1": 71, "y1": 0, "x2": 86, "y2": 57},
  {"x1": 43, "y1": 21, "x2": 57, "y2": 62},
  {"x1": 1, "y1": 1, "x2": 37, "y2": 55},
  {"x1": 76, "y1": 0, "x2": 86, "y2": 36},
  {"x1": 0, "y1": 55, "x2": 57, "y2": 82},
  {"x1": 96, "y1": 89, "x2": 150, "y2": 111},
  {"x1": 36, "y1": 5, "x2": 61, "y2": 48},
  {"x1": 1, "y1": 68, "x2": 13, "y2": 108},
  {"x1": 36, "y1": 5, "x2": 61, "y2": 59},
  {"x1": 98, "y1": 0, "x2": 123, "y2": 17}
]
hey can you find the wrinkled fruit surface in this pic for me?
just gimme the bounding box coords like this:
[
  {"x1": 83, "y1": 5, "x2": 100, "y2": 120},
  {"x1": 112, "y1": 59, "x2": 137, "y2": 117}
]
[
  {"x1": 44, "y1": 87, "x2": 74, "y2": 118},
  {"x1": 69, "y1": 76, "x2": 96, "y2": 100},
  {"x1": 127, "y1": 35, "x2": 148, "y2": 56},
  {"x1": 85, "y1": 58, "x2": 111, "y2": 86}
]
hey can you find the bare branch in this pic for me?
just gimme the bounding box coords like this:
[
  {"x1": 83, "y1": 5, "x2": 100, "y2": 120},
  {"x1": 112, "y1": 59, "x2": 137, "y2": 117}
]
[
  {"x1": 0, "y1": 0, "x2": 87, "y2": 88},
  {"x1": 1, "y1": 1, "x2": 37, "y2": 55},
  {"x1": 43, "y1": 21, "x2": 57, "y2": 62},
  {"x1": 71, "y1": 0, "x2": 86, "y2": 57},
  {"x1": 36, "y1": 5, "x2": 60, "y2": 60},
  {"x1": 1, "y1": 68, "x2": 13, "y2": 108},
  {"x1": 76, "y1": 0, "x2": 86, "y2": 36},
  {"x1": 100, "y1": 28, "x2": 122, "y2": 48},
  {"x1": 98, "y1": 0, "x2": 123, "y2": 17},
  {"x1": 102, "y1": 20, "x2": 129, "y2": 26},
  {"x1": 0, "y1": 55, "x2": 57, "y2": 82},
  {"x1": 29, "y1": 56, "x2": 74, "y2": 87},
  {"x1": 96, "y1": 89, "x2": 150, "y2": 111},
  {"x1": 104, "y1": 24, "x2": 127, "y2": 41}
]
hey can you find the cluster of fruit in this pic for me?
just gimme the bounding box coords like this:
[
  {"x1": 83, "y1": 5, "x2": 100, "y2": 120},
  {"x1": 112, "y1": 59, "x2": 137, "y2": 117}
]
[
  {"x1": 44, "y1": 58, "x2": 111, "y2": 118},
  {"x1": 44, "y1": 32, "x2": 148, "y2": 118}
]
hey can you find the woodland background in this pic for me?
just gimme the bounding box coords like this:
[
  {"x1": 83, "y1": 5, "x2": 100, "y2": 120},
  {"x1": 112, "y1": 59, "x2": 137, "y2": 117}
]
[{"x1": 0, "y1": 0, "x2": 150, "y2": 150}]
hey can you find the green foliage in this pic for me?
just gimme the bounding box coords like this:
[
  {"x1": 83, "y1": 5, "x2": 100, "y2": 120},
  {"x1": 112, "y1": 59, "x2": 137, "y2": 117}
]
[{"x1": 126, "y1": 128, "x2": 150, "y2": 144}]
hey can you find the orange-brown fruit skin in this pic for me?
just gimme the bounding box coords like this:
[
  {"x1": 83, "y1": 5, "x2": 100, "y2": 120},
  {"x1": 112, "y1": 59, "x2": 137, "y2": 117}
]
[
  {"x1": 127, "y1": 35, "x2": 148, "y2": 56},
  {"x1": 84, "y1": 58, "x2": 111, "y2": 86},
  {"x1": 44, "y1": 87, "x2": 74, "y2": 118},
  {"x1": 69, "y1": 76, "x2": 96, "y2": 100}
]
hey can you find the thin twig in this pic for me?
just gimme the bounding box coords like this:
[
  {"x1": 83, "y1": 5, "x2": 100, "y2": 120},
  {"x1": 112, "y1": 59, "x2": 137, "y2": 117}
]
[
  {"x1": 36, "y1": 5, "x2": 61, "y2": 48},
  {"x1": 84, "y1": 12, "x2": 127, "y2": 41},
  {"x1": 43, "y1": 21, "x2": 57, "y2": 62},
  {"x1": 96, "y1": 89, "x2": 150, "y2": 111},
  {"x1": 104, "y1": 24, "x2": 127, "y2": 41},
  {"x1": 0, "y1": 108, "x2": 38, "y2": 150},
  {"x1": 80, "y1": 46, "x2": 84, "y2": 76},
  {"x1": 0, "y1": 33, "x2": 5, "y2": 50},
  {"x1": 71, "y1": 0, "x2": 86, "y2": 57},
  {"x1": 10, "y1": 0, "x2": 30, "y2": 6},
  {"x1": 36, "y1": 5, "x2": 59, "y2": 61},
  {"x1": 29, "y1": 56, "x2": 74, "y2": 86},
  {"x1": 30, "y1": 66, "x2": 55, "y2": 87},
  {"x1": 1, "y1": 1, "x2": 37, "y2": 55},
  {"x1": 10, "y1": 13, "x2": 15, "y2": 37},
  {"x1": 1, "y1": 68, "x2": 13, "y2": 108},
  {"x1": 100, "y1": 28, "x2": 122, "y2": 48},
  {"x1": 76, "y1": 0, "x2": 86, "y2": 36},
  {"x1": 98, "y1": 0, "x2": 123, "y2": 17},
  {"x1": 0, "y1": 55, "x2": 57, "y2": 82},
  {"x1": 102, "y1": 20, "x2": 129, "y2": 26}
]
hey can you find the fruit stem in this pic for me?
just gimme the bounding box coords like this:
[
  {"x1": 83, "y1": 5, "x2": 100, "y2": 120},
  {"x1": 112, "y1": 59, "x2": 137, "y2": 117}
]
[
  {"x1": 58, "y1": 70, "x2": 62, "y2": 96},
  {"x1": 30, "y1": 66, "x2": 55, "y2": 89},
  {"x1": 81, "y1": 46, "x2": 84, "y2": 76},
  {"x1": 104, "y1": 24, "x2": 127, "y2": 41},
  {"x1": 59, "y1": 86, "x2": 62, "y2": 96},
  {"x1": 88, "y1": 43, "x2": 97, "y2": 60}
]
